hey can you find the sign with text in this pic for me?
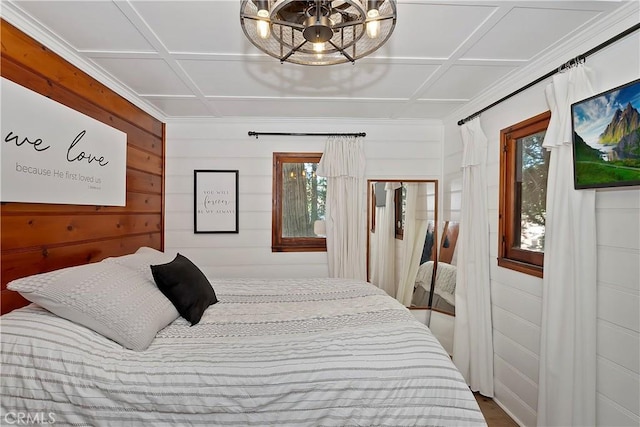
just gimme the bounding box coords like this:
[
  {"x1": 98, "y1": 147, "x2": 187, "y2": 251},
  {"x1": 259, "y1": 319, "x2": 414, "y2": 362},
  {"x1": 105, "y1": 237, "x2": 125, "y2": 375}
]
[
  {"x1": 194, "y1": 170, "x2": 239, "y2": 233},
  {"x1": 1, "y1": 78, "x2": 127, "y2": 206}
]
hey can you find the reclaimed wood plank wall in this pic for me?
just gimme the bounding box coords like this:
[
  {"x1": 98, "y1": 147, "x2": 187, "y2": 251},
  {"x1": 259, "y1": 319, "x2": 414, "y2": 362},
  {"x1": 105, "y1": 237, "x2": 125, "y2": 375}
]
[{"x1": 1, "y1": 20, "x2": 165, "y2": 314}]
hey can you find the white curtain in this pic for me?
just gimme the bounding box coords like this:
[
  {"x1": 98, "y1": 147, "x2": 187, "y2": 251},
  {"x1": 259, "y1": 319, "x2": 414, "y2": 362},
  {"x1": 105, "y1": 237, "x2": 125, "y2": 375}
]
[
  {"x1": 537, "y1": 64, "x2": 596, "y2": 427},
  {"x1": 396, "y1": 183, "x2": 428, "y2": 306},
  {"x1": 370, "y1": 182, "x2": 401, "y2": 296},
  {"x1": 317, "y1": 136, "x2": 367, "y2": 280},
  {"x1": 453, "y1": 117, "x2": 494, "y2": 397}
]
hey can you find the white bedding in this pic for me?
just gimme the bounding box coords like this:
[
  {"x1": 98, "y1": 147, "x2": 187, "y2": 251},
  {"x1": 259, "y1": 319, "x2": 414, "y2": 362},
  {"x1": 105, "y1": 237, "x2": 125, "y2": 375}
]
[
  {"x1": 415, "y1": 261, "x2": 457, "y2": 306},
  {"x1": 1, "y1": 278, "x2": 485, "y2": 426}
]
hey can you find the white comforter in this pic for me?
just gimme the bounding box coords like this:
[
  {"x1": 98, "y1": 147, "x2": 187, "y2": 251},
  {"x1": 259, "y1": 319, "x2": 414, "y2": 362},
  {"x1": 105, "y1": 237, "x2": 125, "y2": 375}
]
[
  {"x1": 1, "y1": 278, "x2": 485, "y2": 426},
  {"x1": 415, "y1": 261, "x2": 457, "y2": 306}
]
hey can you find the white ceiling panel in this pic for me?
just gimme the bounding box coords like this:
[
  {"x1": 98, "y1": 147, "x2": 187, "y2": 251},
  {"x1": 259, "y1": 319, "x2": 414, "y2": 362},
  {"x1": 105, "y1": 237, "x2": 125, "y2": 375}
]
[
  {"x1": 92, "y1": 58, "x2": 192, "y2": 95},
  {"x1": 463, "y1": 6, "x2": 603, "y2": 60},
  {"x1": 3, "y1": 0, "x2": 633, "y2": 120},
  {"x1": 209, "y1": 98, "x2": 408, "y2": 119},
  {"x1": 144, "y1": 98, "x2": 213, "y2": 117},
  {"x1": 180, "y1": 58, "x2": 440, "y2": 99},
  {"x1": 384, "y1": 3, "x2": 496, "y2": 58},
  {"x1": 131, "y1": 1, "x2": 245, "y2": 54},
  {"x1": 14, "y1": 0, "x2": 154, "y2": 51},
  {"x1": 421, "y1": 64, "x2": 518, "y2": 100}
]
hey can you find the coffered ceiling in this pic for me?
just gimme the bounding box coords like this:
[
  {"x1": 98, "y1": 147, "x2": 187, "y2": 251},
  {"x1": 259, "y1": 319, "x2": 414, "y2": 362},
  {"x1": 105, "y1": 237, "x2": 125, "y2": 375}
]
[{"x1": 1, "y1": 1, "x2": 632, "y2": 121}]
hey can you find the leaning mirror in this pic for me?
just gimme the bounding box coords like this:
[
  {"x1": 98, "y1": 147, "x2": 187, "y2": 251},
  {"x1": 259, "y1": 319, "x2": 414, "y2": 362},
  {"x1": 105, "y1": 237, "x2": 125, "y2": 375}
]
[
  {"x1": 366, "y1": 179, "x2": 438, "y2": 308},
  {"x1": 422, "y1": 220, "x2": 458, "y2": 354}
]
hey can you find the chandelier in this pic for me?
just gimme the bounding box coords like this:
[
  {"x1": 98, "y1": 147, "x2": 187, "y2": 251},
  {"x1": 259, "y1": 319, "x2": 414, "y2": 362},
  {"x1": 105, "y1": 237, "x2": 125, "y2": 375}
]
[{"x1": 240, "y1": 0, "x2": 397, "y2": 66}]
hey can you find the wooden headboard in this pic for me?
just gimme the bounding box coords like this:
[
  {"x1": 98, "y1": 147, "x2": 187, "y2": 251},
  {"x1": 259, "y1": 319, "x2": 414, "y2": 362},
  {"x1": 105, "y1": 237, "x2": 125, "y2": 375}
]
[{"x1": 1, "y1": 20, "x2": 165, "y2": 314}]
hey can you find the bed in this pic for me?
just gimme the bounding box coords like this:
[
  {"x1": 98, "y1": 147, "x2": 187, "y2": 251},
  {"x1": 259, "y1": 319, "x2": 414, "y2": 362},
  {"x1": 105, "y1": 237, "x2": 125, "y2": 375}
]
[
  {"x1": 412, "y1": 261, "x2": 456, "y2": 313},
  {"x1": 1, "y1": 249, "x2": 485, "y2": 426}
]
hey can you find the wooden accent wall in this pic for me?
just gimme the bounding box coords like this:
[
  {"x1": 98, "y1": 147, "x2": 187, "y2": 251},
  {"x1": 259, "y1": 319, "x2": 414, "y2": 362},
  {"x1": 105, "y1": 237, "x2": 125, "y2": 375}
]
[{"x1": 1, "y1": 20, "x2": 165, "y2": 314}]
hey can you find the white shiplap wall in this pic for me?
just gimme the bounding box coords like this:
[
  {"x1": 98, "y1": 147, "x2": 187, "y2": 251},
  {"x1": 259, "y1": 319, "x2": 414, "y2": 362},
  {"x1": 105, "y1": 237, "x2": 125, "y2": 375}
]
[
  {"x1": 441, "y1": 20, "x2": 640, "y2": 427},
  {"x1": 164, "y1": 118, "x2": 442, "y2": 279}
]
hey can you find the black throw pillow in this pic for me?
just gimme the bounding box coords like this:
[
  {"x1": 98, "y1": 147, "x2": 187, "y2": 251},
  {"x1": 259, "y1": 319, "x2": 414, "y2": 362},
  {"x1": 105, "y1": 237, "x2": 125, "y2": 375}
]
[{"x1": 150, "y1": 254, "x2": 217, "y2": 325}]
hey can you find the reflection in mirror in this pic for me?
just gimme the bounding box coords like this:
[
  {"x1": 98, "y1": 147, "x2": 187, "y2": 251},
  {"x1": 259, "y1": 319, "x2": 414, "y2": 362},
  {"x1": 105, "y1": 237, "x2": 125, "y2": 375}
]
[
  {"x1": 411, "y1": 221, "x2": 459, "y2": 315},
  {"x1": 366, "y1": 180, "x2": 438, "y2": 307},
  {"x1": 410, "y1": 222, "x2": 436, "y2": 308}
]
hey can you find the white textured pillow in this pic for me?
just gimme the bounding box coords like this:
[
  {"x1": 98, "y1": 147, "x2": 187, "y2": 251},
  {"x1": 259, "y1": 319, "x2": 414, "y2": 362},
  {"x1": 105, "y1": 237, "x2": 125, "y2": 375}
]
[
  {"x1": 102, "y1": 247, "x2": 176, "y2": 281},
  {"x1": 134, "y1": 246, "x2": 167, "y2": 256},
  {"x1": 8, "y1": 261, "x2": 179, "y2": 351}
]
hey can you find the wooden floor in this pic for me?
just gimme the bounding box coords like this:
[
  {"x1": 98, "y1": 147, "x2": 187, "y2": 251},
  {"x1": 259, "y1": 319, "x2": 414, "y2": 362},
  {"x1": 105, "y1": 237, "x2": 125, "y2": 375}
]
[{"x1": 475, "y1": 393, "x2": 519, "y2": 426}]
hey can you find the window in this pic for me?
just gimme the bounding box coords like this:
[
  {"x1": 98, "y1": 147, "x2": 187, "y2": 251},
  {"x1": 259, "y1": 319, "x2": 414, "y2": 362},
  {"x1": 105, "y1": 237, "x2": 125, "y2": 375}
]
[
  {"x1": 272, "y1": 152, "x2": 327, "y2": 252},
  {"x1": 498, "y1": 111, "x2": 551, "y2": 277}
]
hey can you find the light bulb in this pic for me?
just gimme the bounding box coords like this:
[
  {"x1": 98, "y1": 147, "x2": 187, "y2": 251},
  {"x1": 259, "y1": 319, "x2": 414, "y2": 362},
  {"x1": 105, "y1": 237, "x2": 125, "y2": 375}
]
[
  {"x1": 256, "y1": 9, "x2": 270, "y2": 39},
  {"x1": 313, "y1": 42, "x2": 324, "y2": 53},
  {"x1": 366, "y1": 9, "x2": 380, "y2": 39}
]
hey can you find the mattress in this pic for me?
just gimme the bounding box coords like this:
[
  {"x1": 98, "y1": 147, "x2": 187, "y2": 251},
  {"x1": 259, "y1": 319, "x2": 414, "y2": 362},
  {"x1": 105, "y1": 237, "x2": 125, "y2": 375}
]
[{"x1": 1, "y1": 277, "x2": 485, "y2": 426}]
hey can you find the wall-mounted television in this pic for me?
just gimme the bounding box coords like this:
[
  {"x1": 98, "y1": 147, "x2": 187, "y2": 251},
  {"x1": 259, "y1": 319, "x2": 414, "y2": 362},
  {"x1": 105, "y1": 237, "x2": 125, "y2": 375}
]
[{"x1": 571, "y1": 78, "x2": 640, "y2": 189}]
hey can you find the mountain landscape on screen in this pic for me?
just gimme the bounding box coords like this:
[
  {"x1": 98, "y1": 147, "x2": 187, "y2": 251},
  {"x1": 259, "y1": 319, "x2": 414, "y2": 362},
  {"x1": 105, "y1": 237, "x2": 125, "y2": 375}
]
[{"x1": 572, "y1": 79, "x2": 640, "y2": 188}]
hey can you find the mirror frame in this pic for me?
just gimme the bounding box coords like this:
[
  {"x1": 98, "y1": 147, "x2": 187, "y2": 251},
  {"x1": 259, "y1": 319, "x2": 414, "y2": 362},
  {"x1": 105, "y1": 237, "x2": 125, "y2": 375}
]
[
  {"x1": 366, "y1": 179, "x2": 439, "y2": 309},
  {"x1": 428, "y1": 220, "x2": 459, "y2": 316}
]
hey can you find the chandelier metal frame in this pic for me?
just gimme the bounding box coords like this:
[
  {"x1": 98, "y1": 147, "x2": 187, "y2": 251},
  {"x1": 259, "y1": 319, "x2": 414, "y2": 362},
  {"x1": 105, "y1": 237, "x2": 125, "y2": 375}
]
[{"x1": 240, "y1": 0, "x2": 397, "y2": 66}]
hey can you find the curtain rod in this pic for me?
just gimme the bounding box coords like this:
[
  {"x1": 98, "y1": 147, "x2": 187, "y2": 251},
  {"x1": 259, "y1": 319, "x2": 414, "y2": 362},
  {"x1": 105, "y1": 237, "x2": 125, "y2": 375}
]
[
  {"x1": 248, "y1": 131, "x2": 366, "y2": 139},
  {"x1": 457, "y1": 22, "x2": 640, "y2": 126}
]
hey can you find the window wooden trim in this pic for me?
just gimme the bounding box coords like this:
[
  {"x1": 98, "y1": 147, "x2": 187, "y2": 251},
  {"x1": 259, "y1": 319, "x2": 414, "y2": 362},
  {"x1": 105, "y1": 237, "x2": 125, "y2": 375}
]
[
  {"x1": 498, "y1": 111, "x2": 550, "y2": 278},
  {"x1": 272, "y1": 152, "x2": 326, "y2": 252}
]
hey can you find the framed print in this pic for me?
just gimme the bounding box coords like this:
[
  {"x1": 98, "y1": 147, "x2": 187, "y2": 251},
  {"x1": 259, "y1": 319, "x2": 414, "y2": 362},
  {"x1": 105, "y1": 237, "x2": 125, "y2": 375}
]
[
  {"x1": 571, "y1": 78, "x2": 640, "y2": 189},
  {"x1": 194, "y1": 170, "x2": 239, "y2": 233},
  {"x1": 1, "y1": 77, "x2": 127, "y2": 206}
]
